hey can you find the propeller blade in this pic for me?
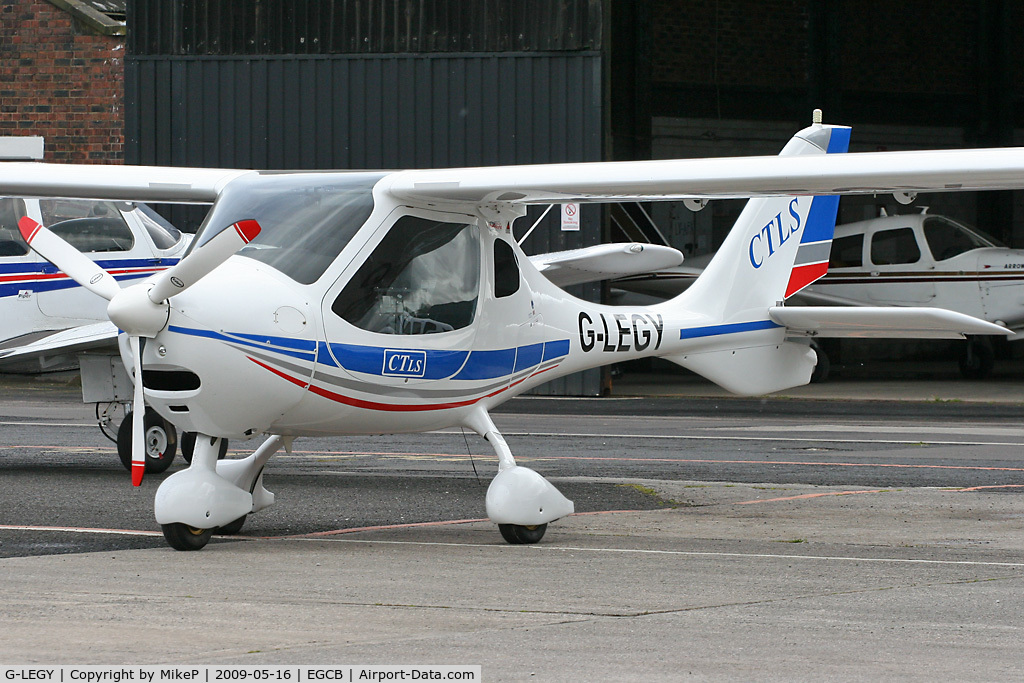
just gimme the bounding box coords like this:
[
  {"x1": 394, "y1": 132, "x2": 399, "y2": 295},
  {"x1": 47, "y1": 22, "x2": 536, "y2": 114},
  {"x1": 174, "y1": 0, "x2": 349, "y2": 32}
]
[
  {"x1": 147, "y1": 219, "x2": 261, "y2": 303},
  {"x1": 129, "y1": 335, "x2": 145, "y2": 487},
  {"x1": 18, "y1": 217, "x2": 121, "y2": 301}
]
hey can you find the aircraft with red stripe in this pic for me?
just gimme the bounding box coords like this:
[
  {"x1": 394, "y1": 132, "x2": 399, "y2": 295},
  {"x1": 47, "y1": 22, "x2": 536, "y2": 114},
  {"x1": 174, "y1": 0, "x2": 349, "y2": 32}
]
[
  {"x1": 2, "y1": 115, "x2": 1022, "y2": 550},
  {"x1": 0, "y1": 197, "x2": 190, "y2": 374}
]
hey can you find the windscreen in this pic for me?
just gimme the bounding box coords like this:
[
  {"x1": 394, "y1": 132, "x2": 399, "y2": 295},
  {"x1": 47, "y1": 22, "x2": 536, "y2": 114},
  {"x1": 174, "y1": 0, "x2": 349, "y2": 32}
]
[{"x1": 193, "y1": 172, "x2": 385, "y2": 285}]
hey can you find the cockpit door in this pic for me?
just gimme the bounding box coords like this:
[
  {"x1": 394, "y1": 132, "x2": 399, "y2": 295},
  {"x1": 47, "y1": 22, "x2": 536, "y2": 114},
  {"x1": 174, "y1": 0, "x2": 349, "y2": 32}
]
[{"x1": 319, "y1": 208, "x2": 482, "y2": 395}]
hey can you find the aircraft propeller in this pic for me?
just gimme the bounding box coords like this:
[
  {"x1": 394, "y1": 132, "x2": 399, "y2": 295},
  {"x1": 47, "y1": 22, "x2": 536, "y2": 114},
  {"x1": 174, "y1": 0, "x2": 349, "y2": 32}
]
[{"x1": 17, "y1": 216, "x2": 261, "y2": 486}]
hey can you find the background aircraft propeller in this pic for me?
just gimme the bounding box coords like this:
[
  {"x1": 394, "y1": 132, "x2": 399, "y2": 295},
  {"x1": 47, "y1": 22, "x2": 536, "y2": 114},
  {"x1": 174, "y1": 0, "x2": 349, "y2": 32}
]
[{"x1": 18, "y1": 216, "x2": 261, "y2": 486}]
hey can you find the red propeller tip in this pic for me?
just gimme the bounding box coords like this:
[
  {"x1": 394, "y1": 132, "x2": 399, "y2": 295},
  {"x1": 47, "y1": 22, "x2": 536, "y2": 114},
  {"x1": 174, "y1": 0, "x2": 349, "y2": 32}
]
[
  {"x1": 17, "y1": 216, "x2": 42, "y2": 243},
  {"x1": 233, "y1": 219, "x2": 261, "y2": 244},
  {"x1": 132, "y1": 463, "x2": 145, "y2": 487}
]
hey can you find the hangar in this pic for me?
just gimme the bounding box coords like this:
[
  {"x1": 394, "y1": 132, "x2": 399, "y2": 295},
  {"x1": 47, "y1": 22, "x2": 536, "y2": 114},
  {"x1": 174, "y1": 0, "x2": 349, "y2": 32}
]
[{"x1": 4, "y1": 0, "x2": 1024, "y2": 392}]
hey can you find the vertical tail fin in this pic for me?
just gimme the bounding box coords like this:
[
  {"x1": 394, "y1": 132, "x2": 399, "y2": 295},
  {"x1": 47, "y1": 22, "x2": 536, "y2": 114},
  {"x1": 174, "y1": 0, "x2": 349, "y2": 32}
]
[{"x1": 678, "y1": 123, "x2": 850, "y2": 322}]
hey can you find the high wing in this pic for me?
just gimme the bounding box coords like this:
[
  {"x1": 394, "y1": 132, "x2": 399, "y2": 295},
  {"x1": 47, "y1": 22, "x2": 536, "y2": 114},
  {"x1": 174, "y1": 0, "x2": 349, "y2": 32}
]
[
  {"x1": 769, "y1": 306, "x2": 1010, "y2": 339},
  {"x1": 529, "y1": 243, "x2": 683, "y2": 288},
  {"x1": 0, "y1": 163, "x2": 252, "y2": 203},
  {"x1": 3, "y1": 146, "x2": 1024, "y2": 207},
  {"x1": 0, "y1": 321, "x2": 118, "y2": 373},
  {"x1": 385, "y1": 146, "x2": 1024, "y2": 206}
]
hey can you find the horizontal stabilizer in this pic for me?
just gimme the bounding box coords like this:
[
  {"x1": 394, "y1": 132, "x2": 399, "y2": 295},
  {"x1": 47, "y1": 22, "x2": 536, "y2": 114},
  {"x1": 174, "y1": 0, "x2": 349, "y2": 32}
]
[
  {"x1": 530, "y1": 243, "x2": 683, "y2": 288},
  {"x1": 769, "y1": 306, "x2": 1010, "y2": 339}
]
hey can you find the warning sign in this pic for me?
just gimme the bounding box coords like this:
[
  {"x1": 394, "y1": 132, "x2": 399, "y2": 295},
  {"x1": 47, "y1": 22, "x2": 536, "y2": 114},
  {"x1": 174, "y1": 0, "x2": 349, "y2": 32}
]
[{"x1": 560, "y1": 203, "x2": 580, "y2": 231}]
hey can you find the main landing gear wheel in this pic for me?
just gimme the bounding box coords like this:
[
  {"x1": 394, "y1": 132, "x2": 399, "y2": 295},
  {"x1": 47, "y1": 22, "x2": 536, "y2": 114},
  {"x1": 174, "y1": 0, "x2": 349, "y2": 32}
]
[
  {"x1": 498, "y1": 523, "x2": 548, "y2": 544},
  {"x1": 809, "y1": 341, "x2": 830, "y2": 383},
  {"x1": 959, "y1": 337, "x2": 995, "y2": 380},
  {"x1": 161, "y1": 523, "x2": 214, "y2": 551},
  {"x1": 180, "y1": 432, "x2": 229, "y2": 463},
  {"x1": 216, "y1": 515, "x2": 247, "y2": 535},
  {"x1": 117, "y1": 408, "x2": 177, "y2": 474}
]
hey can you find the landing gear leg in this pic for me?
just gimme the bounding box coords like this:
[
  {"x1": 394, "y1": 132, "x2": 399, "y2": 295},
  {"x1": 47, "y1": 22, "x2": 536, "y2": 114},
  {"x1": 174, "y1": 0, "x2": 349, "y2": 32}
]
[
  {"x1": 154, "y1": 434, "x2": 253, "y2": 551},
  {"x1": 463, "y1": 407, "x2": 574, "y2": 545},
  {"x1": 959, "y1": 336, "x2": 995, "y2": 379}
]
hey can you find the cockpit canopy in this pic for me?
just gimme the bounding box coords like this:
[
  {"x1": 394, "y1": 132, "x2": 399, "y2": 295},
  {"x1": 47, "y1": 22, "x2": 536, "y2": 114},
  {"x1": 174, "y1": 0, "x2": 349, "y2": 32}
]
[{"x1": 194, "y1": 171, "x2": 385, "y2": 284}]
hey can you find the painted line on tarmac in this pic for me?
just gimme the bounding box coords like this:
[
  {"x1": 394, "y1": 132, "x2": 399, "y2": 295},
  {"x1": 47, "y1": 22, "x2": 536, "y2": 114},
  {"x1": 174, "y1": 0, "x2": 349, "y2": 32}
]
[
  {"x1": 955, "y1": 484, "x2": 1024, "y2": 492},
  {"x1": 736, "y1": 489, "x2": 887, "y2": 505},
  {"x1": 282, "y1": 450, "x2": 1024, "y2": 473},
  {"x1": 0, "y1": 421, "x2": 94, "y2": 428},
  {"x1": 496, "y1": 431, "x2": 1024, "y2": 447},
  {"x1": 0, "y1": 524, "x2": 162, "y2": 537},
  {"x1": 274, "y1": 517, "x2": 489, "y2": 539},
  {"x1": 279, "y1": 536, "x2": 1024, "y2": 569}
]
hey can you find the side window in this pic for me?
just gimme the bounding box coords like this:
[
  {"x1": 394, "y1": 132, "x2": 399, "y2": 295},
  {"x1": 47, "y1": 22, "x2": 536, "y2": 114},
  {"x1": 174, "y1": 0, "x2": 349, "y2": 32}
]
[
  {"x1": 332, "y1": 216, "x2": 480, "y2": 335},
  {"x1": 828, "y1": 234, "x2": 863, "y2": 268},
  {"x1": 870, "y1": 227, "x2": 920, "y2": 266},
  {"x1": 923, "y1": 216, "x2": 987, "y2": 261},
  {"x1": 40, "y1": 199, "x2": 135, "y2": 253},
  {"x1": 137, "y1": 204, "x2": 183, "y2": 250},
  {"x1": 0, "y1": 197, "x2": 29, "y2": 256},
  {"x1": 494, "y1": 239, "x2": 520, "y2": 297}
]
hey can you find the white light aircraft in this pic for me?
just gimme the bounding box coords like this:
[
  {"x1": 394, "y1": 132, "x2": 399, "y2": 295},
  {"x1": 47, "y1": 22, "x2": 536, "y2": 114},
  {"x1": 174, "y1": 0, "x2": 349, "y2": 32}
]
[
  {"x1": 0, "y1": 196, "x2": 192, "y2": 471},
  {"x1": 3, "y1": 118, "x2": 1022, "y2": 551},
  {"x1": 0, "y1": 196, "x2": 191, "y2": 372}
]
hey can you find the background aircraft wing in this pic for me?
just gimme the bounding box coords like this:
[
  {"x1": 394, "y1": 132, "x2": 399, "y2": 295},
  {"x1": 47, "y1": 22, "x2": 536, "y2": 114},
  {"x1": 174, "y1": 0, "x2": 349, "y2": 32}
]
[
  {"x1": 768, "y1": 306, "x2": 1011, "y2": 339},
  {"x1": 529, "y1": 243, "x2": 683, "y2": 288},
  {"x1": 387, "y1": 147, "x2": 1024, "y2": 205},
  {"x1": 0, "y1": 321, "x2": 118, "y2": 373}
]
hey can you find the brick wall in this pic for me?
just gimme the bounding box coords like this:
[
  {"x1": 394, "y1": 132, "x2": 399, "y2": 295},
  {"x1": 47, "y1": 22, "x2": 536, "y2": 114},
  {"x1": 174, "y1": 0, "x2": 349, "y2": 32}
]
[{"x1": 0, "y1": 0, "x2": 124, "y2": 162}]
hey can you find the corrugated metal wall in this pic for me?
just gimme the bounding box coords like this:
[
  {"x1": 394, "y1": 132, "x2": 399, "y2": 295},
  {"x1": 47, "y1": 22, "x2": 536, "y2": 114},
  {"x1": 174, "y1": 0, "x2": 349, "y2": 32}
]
[
  {"x1": 128, "y1": 0, "x2": 603, "y2": 55},
  {"x1": 124, "y1": 51, "x2": 604, "y2": 395}
]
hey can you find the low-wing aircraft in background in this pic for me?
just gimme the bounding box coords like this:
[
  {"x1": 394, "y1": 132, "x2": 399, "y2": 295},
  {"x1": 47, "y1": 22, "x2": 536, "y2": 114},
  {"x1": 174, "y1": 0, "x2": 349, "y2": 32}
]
[
  {"x1": 0, "y1": 196, "x2": 191, "y2": 373},
  {"x1": 615, "y1": 208, "x2": 1024, "y2": 379},
  {"x1": 3, "y1": 117, "x2": 1022, "y2": 551},
  {"x1": 0, "y1": 197, "x2": 194, "y2": 472}
]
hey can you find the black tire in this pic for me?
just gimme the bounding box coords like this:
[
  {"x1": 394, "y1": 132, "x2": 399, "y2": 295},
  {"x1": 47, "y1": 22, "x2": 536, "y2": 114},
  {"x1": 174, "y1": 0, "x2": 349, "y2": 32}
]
[
  {"x1": 180, "y1": 432, "x2": 228, "y2": 463},
  {"x1": 161, "y1": 522, "x2": 213, "y2": 551},
  {"x1": 216, "y1": 515, "x2": 247, "y2": 535},
  {"x1": 498, "y1": 523, "x2": 547, "y2": 544},
  {"x1": 117, "y1": 408, "x2": 177, "y2": 474},
  {"x1": 809, "y1": 342, "x2": 830, "y2": 384},
  {"x1": 959, "y1": 337, "x2": 995, "y2": 380}
]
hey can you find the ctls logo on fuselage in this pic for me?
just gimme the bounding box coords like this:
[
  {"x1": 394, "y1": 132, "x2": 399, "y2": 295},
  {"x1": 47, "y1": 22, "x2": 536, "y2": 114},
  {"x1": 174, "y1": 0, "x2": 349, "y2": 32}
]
[
  {"x1": 749, "y1": 198, "x2": 805, "y2": 269},
  {"x1": 382, "y1": 349, "x2": 426, "y2": 378},
  {"x1": 578, "y1": 312, "x2": 664, "y2": 353}
]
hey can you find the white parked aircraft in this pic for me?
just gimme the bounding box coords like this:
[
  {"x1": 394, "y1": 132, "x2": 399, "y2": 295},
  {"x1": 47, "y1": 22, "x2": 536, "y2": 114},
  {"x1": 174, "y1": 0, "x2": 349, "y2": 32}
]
[
  {"x1": 615, "y1": 208, "x2": 1024, "y2": 379},
  {"x1": 2, "y1": 119, "x2": 1021, "y2": 551},
  {"x1": 0, "y1": 196, "x2": 192, "y2": 471},
  {"x1": 0, "y1": 196, "x2": 191, "y2": 372}
]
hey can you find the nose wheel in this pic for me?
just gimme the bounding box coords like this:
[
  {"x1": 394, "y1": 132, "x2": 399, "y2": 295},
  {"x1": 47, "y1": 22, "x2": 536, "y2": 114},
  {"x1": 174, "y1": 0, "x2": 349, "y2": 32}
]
[
  {"x1": 161, "y1": 522, "x2": 213, "y2": 551},
  {"x1": 498, "y1": 523, "x2": 547, "y2": 544},
  {"x1": 117, "y1": 408, "x2": 177, "y2": 474}
]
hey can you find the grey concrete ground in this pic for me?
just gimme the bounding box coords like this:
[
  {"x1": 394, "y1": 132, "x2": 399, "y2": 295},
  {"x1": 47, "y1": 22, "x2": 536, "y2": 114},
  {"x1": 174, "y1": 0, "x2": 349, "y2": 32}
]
[
  {"x1": 1, "y1": 482, "x2": 1022, "y2": 680},
  {"x1": 1, "y1": 371, "x2": 1023, "y2": 679}
]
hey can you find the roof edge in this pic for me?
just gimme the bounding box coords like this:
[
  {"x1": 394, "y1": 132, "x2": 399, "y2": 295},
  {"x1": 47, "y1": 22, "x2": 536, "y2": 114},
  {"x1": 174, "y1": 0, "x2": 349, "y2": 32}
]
[{"x1": 46, "y1": 0, "x2": 126, "y2": 37}]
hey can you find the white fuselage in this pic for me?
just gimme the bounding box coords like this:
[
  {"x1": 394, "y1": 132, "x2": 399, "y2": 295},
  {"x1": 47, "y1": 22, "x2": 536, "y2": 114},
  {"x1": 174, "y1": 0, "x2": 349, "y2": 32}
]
[
  {"x1": 814, "y1": 213, "x2": 1024, "y2": 331},
  {"x1": 137, "y1": 192, "x2": 808, "y2": 440},
  {"x1": 0, "y1": 198, "x2": 191, "y2": 370}
]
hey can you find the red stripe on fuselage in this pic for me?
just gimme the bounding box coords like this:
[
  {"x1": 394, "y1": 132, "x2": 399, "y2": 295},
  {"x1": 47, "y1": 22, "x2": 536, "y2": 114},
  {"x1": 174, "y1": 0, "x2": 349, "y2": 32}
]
[{"x1": 247, "y1": 355, "x2": 559, "y2": 412}]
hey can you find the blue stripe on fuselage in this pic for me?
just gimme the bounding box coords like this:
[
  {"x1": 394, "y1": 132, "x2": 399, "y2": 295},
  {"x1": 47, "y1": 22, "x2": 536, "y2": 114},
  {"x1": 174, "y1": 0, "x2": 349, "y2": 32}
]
[
  {"x1": 679, "y1": 319, "x2": 782, "y2": 340},
  {"x1": 168, "y1": 326, "x2": 571, "y2": 382}
]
